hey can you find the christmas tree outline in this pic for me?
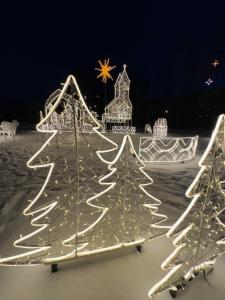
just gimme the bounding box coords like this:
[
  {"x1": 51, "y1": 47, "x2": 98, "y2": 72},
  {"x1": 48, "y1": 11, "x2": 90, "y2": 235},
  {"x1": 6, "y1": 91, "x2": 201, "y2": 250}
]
[
  {"x1": 0, "y1": 75, "x2": 118, "y2": 265},
  {"x1": 74, "y1": 134, "x2": 169, "y2": 256},
  {"x1": 148, "y1": 114, "x2": 225, "y2": 297},
  {"x1": 105, "y1": 135, "x2": 170, "y2": 243}
]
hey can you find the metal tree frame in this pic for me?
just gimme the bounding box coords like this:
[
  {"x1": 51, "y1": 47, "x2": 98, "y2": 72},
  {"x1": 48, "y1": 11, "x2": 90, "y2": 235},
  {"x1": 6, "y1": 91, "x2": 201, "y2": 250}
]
[
  {"x1": 148, "y1": 114, "x2": 225, "y2": 298},
  {"x1": 0, "y1": 75, "x2": 168, "y2": 268}
]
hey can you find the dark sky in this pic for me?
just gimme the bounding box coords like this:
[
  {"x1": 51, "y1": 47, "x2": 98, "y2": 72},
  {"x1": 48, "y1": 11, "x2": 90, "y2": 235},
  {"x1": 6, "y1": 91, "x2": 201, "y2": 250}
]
[{"x1": 1, "y1": 0, "x2": 225, "y2": 127}]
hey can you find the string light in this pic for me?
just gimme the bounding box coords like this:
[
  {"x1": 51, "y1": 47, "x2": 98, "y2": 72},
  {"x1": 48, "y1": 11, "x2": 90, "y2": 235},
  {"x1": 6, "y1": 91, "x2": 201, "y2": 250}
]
[
  {"x1": 139, "y1": 136, "x2": 198, "y2": 163},
  {"x1": 40, "y1": 90, "x2": 101, "y2": 133},
  {"x1": 212, "y1": 59, "x2": 220, "y2": 67},
  {"x1": 153, "y1": 118, "x2": 168, "y2": 139},
  {"x1": 0, "y1": 120, "x2": 19, "y2": 140},
  {"x1": 71, "y1": 135, "x2": 170, "y2": 256},
  {"x1": 112, "y1": 126, "x2": 136, "y2": 134},
  {"x1": 205, "y1": 78, "x2": 213, "y2": 86},
  {"x1": 102, "y1": 65, "x2": 134, "y2": 133},
  {"x1": 148, "y1": 114, "x2": 225, "y2": 298},
  {"x1": 144, "y1": 124, "x2": 152, "y2": 135},
  {"x1": 0, "y1": 74, "x2": 118, "y2": 266},
  {"x1": 0, "y1": 74, "x2": 169, "y2": 267}
]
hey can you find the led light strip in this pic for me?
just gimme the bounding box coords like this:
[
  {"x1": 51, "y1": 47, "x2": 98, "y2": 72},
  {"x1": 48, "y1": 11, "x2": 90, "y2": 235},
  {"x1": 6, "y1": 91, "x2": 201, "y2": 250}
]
[
  {"x1": 0, "y1": 75, "x2": 118, "y2": 266},
  {"x1": 148, "y1": 114, "x2": 225, "y2": 297},
  {"x1": 139, "y1": 136, "x2": 198, "y2": 163}
]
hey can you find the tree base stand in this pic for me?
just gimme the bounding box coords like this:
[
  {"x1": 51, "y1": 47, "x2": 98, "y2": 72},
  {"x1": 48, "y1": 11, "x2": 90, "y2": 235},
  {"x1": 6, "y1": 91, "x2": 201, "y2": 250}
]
[
  {"x1": 169, "y1": 289, "x2": 177, "y2": 298},
  {"x1": 51, "y1": 264, "x2": 58, "y2": 273},
  {"x1": 168, "y1": 267, "x2": 213, "y2": 298},
  {"x1": 136, "y1": 245, "x2": 142, "y2": 253}
]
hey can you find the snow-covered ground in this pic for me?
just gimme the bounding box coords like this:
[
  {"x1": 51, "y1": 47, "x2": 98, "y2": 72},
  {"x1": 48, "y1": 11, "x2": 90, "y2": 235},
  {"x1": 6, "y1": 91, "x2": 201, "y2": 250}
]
[
  {"x1": 1, "y1": 236, "x2": 225, "y2": 300},
  {"x1": 1, "y1": 130, "x2": 224, "y2": 300}
]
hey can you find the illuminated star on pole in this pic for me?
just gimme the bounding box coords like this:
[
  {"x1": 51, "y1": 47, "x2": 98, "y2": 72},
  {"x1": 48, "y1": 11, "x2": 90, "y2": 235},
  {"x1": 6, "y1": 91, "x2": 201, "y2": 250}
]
[
  {"x1": 95, "y1": 58, "x2": 116, "y2": 83},
  {"x1": 205, "y1": 78, "x2": 213, "y2": 86}
]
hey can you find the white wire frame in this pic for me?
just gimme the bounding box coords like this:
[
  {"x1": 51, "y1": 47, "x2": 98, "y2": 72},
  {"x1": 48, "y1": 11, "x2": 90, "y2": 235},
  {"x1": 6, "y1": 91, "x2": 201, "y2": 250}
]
[
  {"x1": 139, "y1": 136, "x2": 199, "y2": 163},
  {"x1": 102, "y1": 65, "x2": 133, "y2": 126},
  {"x1": 148, "y1": 114, "x2": 225, "y2": 298},
  {"x1": 153, "y1": 118, "x2": 168, "y2": 139},
  {"x1": 112, "y1": 126, "x2": 136, "y2": 134},
  {"x1": 0, "y1": 120, "x2": 19, "y2": 141},
  {"x1": 40, "y1": 91, "x2": 101, "y2": 134}
]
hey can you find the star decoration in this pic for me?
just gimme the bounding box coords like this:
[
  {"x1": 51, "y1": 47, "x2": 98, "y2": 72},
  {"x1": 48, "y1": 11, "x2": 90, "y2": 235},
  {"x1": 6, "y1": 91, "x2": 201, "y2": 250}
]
[
  {"x1": 212, "y1": 59, "x2": 220, "y2": 67},
  {"x1": 95, "y1": 58, "x2": 116, "y2": 83},
  {"x1": 205, "y1": 78, "x2": 213, "y2": 86}
]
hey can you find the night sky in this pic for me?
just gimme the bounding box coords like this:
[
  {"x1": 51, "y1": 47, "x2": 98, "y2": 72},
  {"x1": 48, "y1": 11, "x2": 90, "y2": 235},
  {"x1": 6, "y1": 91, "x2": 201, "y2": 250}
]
[{"x1": 1, "y1": 0, "x2": 225, "y2": 129}]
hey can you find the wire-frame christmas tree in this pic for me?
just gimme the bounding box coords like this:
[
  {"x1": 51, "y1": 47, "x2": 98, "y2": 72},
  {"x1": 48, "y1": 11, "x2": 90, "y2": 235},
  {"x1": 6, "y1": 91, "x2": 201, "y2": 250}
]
[
  {"x1": 0, "y1": 75, "x2": 169, "y2": 266},
  {"x1": 72, "y1": 135, "x2": 169, "y2": 255},
  {"x1": 148, "y1": 114, "x2": 225, "y2": 298},
  {"x1": 0, "y1": 75, "x2": 118, "y2": 265}
]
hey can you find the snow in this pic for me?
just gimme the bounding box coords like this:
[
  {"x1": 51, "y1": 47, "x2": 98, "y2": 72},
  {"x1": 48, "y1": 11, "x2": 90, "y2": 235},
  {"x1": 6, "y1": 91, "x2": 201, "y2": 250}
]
[
  {"x1": 0, "y1": 236, "x2": 225, "y2": 300},
  {"x1": 0, "y1": 131, "x2": 224, "y2": 300}
]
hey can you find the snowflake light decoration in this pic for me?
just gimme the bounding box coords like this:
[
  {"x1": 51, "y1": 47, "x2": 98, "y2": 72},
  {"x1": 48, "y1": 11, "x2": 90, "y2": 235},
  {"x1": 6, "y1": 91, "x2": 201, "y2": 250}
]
[{"x1": 95, "y1": 58, "x2": 116, "y2": 83}]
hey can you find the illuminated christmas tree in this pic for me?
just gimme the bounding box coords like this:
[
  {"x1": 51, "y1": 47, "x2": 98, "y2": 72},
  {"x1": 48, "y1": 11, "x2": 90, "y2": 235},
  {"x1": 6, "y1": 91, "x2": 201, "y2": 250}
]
[
  {"x1": 77, "y1": 135, "x2": 169, "y2": 254},
  {"x1": 148, "y1": 114, "x2": 225, "y2": 298},
  {"x1": 0, "y1": 75, "x2": 118, "y2": 265},
  {"x1": 0, "y1": 75, "x2": 169, "y2": 267}
]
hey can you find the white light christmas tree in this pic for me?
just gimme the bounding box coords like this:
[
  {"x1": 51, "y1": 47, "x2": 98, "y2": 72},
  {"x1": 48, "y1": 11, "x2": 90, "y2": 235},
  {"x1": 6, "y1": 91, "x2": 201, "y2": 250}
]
[
  {"x1": 0, "y1": 75, "x2": 168, "y2": 266},
  {"x1": 75, "y1": 135, "x2": 169, "y2": 255},
  {"x1": 148, "y1": 114, "x2": 225, "y2": 298},
  {"x1": 0, "y1": 75, "x2": 118, "y2": 265}
]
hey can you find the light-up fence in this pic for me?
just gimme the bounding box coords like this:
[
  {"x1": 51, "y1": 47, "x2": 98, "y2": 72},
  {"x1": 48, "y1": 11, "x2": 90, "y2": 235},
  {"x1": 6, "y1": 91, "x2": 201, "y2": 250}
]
[
  {"x1": 139, "y1": 136, "x2": 198, "y2": 163},
  {"x1": 112, "y1": 125, "x2": 136, "y2": 134}
]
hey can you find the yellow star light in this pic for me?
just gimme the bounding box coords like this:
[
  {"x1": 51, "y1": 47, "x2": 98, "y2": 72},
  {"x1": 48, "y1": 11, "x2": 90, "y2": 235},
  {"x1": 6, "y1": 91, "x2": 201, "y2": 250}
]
[{"x1": 95, "y1": 58, "x2": 116, "y2": 83}]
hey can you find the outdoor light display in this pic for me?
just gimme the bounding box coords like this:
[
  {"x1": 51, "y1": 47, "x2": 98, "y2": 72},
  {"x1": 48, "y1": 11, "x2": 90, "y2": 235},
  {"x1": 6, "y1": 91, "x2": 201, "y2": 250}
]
[
  {"x1": 148, "y1": 114, "x2": 225, "y2": 297},
  {"x1": 0, "y1": 75, "x2": 168, "y2": 266},
  {"x1": 40, "y1": 89, "x2": 100, "y2": 133},
  {"x1": 44, "y1": 89, "x2": 66, "y2": 114},
  {"x1": 144, "y1": 124, "x2": 152, "y2": 135},
  {"x1": 95, "y1": 58, "x2": 116, "y2": 84},
  {"x1": 102, "y1": 65, "x2": 134, "y2": 132},
  {"x1": 139, "y1": 136, "x2": 198, "y2": 163},
  {"x1": 205, "y1": 78, "x2": 213, "y2": 86},
  {"x1": 153, "y1": 118, "x2": 168, "y2": 139},
  {"x1": 112, "y1": 126, "x2": 136, "y2": 134},
  {"x1": 74, "y1": 135, "x2": 169, "y2": 255},
  {"x1": 0, "y1": 120, "x2": 19, "y2": 139}
]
